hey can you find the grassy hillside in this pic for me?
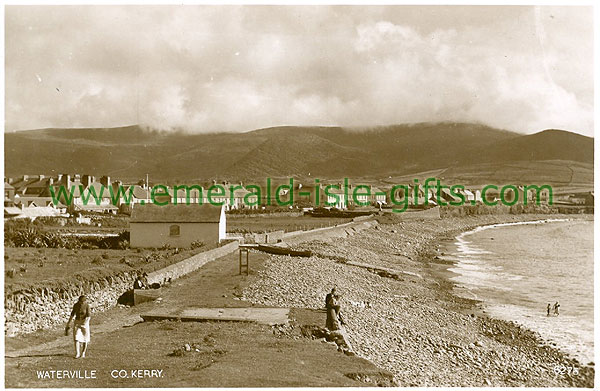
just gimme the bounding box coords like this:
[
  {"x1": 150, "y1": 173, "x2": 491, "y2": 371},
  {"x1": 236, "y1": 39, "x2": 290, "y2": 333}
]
[{"x1": 4, "y1": 122, "x2": 593, "y2": 186}]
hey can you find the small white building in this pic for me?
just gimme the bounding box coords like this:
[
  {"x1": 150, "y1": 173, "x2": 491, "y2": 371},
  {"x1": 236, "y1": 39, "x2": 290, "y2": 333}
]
[{"x1": 130, "y1": 204, "x2": 226, "y2": 248}]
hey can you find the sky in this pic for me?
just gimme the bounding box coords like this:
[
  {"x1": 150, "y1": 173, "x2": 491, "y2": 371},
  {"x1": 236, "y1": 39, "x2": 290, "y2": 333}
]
[{"x1": 4, "y1": 5, "x2": 595, "y2": 136}]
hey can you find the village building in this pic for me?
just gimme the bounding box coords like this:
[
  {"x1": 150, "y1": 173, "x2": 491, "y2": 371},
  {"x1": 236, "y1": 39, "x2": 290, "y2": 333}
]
[
  {"x1": 370, "y1": 186, "x2": 387, "y2": 205},
  {"x1": 70, "y1": 180, "x2": 118, "y2": 214},
  {"x1": 6, "y1": 175, "x2": 68, "y2": 216},
  {"x1": 4, "y1": 205, "x2": 22, "y2": 218},
  {"x1": 4, "y1": 182, "x2": 15, "y2": 204},
  {"x1": 120, "y1": 184, "x2": 151, "y2": 207},
  {"x1": 9, "y1": 175, "x2": 38, "y2": 195},
  {"x1": 322, "y1": 185, "x2": 347, "y2": 209},
  {"x1": 228, "y1": 187, "x2": 259, "y2": 210},
  {"x1": 555, "y1": 190, "x2": 594, "y2": 206},
  {"x1": 259, "y1": 182, "x2": 293, "y2": 207},
  {"x1": 171, "y1": 186, "x2": 204, "y2": 205},
  {"x1": 130, "y1": 204, "x2": 226, "y2": 248},
  {"x1": 347, "y1": 184, "x2": 368, "y2": 206},
  {"x1": 205, "y1": 185, "x2": 259, "y2": 210},
  {"x1": 463, "y1": 189, "x2": 476, "y2": 203},
  {"x1": 4, "y1": 203, "x2": 68, "y2": 219},
  {"x1": 473, "y1": 189, "x2": 484, "y2": 203},
  {"x1": 386, "y1": 184, "x2": 425, "y2": 206},
  {"x1": 345, "y1": 184, "x2": 386, "y2": 207}
]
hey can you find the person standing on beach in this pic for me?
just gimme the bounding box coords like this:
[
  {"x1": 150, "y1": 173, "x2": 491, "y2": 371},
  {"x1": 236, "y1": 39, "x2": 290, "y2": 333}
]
[
  {"x1": 325, "y1": 292, "x2": 353, "y2": 352},
  {"x1": 554, "y1": 301, "x2": 560, "y2": 316},
  {"x1": 547, "y1": 303, "x2": 551, "y2": 316},
  {"x1": 325, "y1": 288, "x2": 340, "y2": 330},
  {"x1": 325, "y1": 287, "x2": 336, "y2": 309},
  {"x1": 65, "y1": 295, "x2": 91, "y2": 359}
]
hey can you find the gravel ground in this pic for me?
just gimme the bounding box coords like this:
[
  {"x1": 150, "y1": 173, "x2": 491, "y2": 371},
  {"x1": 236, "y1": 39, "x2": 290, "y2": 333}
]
[{"x1": 242, "y1": 214, "x2": 594, "y2": 387}]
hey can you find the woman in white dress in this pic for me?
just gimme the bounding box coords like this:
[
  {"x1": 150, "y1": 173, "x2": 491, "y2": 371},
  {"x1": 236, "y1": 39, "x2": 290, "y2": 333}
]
[{"x1": 65, "y1": 295, "x2": 91, "y2": 358}]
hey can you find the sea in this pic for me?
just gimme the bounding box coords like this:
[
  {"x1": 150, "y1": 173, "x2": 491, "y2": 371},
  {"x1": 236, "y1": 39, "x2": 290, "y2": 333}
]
[{"x1": 446, "y1": 219, "x2": 594, "y2": 365}]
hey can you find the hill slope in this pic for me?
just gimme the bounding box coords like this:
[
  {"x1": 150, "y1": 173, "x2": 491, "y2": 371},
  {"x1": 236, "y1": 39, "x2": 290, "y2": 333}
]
[{"x1": 4, "y1": 123, "x2": 593, "y2": 184}]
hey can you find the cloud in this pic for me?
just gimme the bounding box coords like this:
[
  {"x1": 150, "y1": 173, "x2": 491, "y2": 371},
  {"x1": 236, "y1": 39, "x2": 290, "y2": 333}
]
[{"x1": 4, "y1": 5, "x2": 594, "y2": 136}]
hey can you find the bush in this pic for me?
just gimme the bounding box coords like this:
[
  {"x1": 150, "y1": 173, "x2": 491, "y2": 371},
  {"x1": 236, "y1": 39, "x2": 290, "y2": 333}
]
[
  {"x1": 33, "y1": 216, "x2": 68, "y2": 227},
  {"x1": 4, "y1": 223, "x2": 131, "y2": 250},
  {"x1": 190, "y1": 240, "x2": 205, "y2": 249}
]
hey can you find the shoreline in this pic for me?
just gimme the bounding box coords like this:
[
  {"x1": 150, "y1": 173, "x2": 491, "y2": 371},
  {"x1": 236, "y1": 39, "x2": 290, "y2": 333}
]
[
  {"x1": 4, "y1": 212, "x2": 594, "y2": 387},
  {"x1": 423, "y1": 216, "x2": 594, "y2": 365},
  {"x1": 243, "y1": 212, "x2": 594, "y2": 386}
]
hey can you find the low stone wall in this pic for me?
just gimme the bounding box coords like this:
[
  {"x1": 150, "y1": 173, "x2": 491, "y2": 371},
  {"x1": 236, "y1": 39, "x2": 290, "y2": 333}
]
[
  {"x1": 283, "y1": 220, "x2": 378, "y2": 245},
  {"x1": 282, "y1": 229, "x2": 304, "y2": 238},
  {"x1": 352, "y1": 214, "x2": 375, "y2": 222},
  {"x1": 5, "y1": 271, "x2": 137, "y2": 337},
  {"x1": 228, "y1": 211, "x2": 304, "y2": 218},
  {"x1": 265, "y1": 230, "x2": 285, "y2": 244},
  {"x1": 147, "y1": 241, "x2": 239, "y2": 285},
  {"x1": 5, "y1": 242, "x2": 239, "y2": 337},
  {"x1": 231, "y1": 230, "x2": 286, "y2": 244}
]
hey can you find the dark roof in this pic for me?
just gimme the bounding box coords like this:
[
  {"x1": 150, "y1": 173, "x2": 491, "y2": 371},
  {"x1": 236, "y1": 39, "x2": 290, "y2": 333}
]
[
  {"x1": 131, "y1": 204, "x2": 223, "y2": 223},
  {"x1": 131, "y1": 185, "x2": 149, "y2": 199},
  {"x1": 11, "y1": 178, "x2": 37, "y2": 190}
]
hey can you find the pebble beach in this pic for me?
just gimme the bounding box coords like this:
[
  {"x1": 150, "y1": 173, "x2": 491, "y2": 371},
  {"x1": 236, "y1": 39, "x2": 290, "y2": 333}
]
[{"x1": 242, "y1": 213, "x2": 594, "y2": 387}]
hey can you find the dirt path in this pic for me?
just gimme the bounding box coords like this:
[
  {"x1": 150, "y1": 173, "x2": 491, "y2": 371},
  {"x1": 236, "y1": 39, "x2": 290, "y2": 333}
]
[{"x1": 5, "y1": 248, "x2": 393, "y2": 388}]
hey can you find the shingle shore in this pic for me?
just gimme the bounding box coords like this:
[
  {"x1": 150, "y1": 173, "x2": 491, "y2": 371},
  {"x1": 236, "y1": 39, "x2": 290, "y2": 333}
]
[{"x1": 242, "y1": 214, "x2": 594, "y2": 387}]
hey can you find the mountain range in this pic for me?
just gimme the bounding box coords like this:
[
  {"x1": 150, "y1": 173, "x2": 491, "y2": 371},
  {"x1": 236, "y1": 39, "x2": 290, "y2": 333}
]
[{"x1": 4, "y1": 122, "x2": 594, "y2": 187}]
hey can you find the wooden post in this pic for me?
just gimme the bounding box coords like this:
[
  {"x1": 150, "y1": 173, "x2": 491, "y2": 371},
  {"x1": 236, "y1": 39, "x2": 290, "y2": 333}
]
[{"x1": 239, "y1": 248, "x2": 249, "y2": 275}]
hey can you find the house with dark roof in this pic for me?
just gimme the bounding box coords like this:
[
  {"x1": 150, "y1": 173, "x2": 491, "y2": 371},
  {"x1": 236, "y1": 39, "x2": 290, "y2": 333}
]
[
  {"x1": 129, "y1": 204, "x2": 226, "y2": 248},
  {"x1": 4, "y1": 182, "x2": 15, "y2": 204},
  {"x1": 4, "y1": 206, "x2": 22, "y2": 218}
]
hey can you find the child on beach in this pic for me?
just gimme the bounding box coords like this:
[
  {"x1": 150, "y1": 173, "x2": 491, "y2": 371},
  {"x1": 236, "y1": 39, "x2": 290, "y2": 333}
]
[{"x1": 547, "y1": 303, "x2": 551, "y2": 316}]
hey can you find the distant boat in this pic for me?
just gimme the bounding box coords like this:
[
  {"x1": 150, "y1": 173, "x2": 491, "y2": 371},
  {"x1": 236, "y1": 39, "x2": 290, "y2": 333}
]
[{"x1": 257, "y1": 245, "x2": 312, "y2": 257}]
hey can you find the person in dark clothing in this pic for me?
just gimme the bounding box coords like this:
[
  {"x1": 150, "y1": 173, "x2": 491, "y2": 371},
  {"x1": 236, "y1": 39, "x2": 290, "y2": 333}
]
[
  {"x1": 326, "y1": 293, "x2": 341, "y2": 331},
  {"x1": 325, "y1": 287, "x2": 336, "y2": 309},
  {"x1": 66, "y1": 295, "x2": 91, "y2": 358},
  {"x1": 547, "y1": 303, "x2": 551, "y2": 316},
  {"x1": 324, "y1": 290, "x2": 353, "y2": 352},
  {"x1": 325, "y1": 287, "x2": 347, "y2": 331}
]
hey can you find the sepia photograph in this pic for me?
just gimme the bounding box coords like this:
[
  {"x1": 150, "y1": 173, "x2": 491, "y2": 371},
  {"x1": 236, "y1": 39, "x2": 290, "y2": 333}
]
[{"x1": 1, "y1": 3, "x2": 595, "y2": 388}]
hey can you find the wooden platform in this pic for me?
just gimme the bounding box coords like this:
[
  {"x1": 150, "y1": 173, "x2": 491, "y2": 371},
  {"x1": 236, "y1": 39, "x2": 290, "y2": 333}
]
[{"x1": 141, "y1": 307, "x2": 290, "y2": 325}]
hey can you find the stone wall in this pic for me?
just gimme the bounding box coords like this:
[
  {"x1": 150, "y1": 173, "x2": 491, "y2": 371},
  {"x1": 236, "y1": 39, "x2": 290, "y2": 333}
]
[
  {"x1": 147, "y1": 241, "x2": 239, "y2": 285},
  {"x1": 283, "y1": 220, "x2": 378, "y2": 245},
  {"x1": 5, "y1": 271, "x2": 136, "y2": 337},
  {"x1": 264, "y1": 230, "x2": 284, "y2": 243},
  {"x1": 5, "y1": 241, "x2": 239, "y2": 337}
]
